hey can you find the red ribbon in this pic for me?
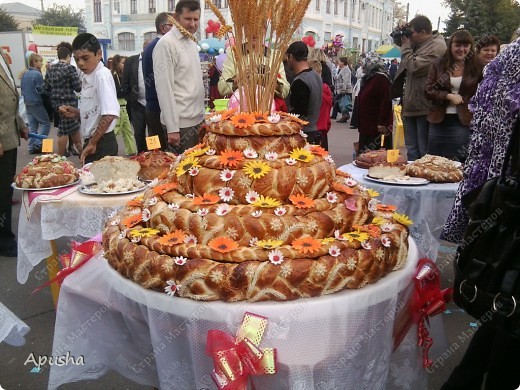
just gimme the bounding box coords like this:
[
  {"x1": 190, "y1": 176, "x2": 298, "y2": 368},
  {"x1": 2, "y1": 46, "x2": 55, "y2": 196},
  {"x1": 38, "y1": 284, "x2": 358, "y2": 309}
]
[
  {"x1": 393, "y1": 258, "x2": 453, "y2": 367},
  {"x1": 206, "y1": 312, "x2": 277, "y2": 390},
  {"x1": 32, "y1": 237, "x2": 102, "y2": 294}
]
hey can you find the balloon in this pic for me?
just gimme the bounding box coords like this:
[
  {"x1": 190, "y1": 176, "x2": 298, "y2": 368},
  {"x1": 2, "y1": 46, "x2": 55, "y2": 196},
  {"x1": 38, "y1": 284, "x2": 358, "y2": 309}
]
[
  {"x1": 206, "y1": 19, "x2": 221, "y2": 34},
  {"x1": 215, "y1": 53, "x2": 227, "y2": 71},
  {"x1": 218, "y1": 48, "x2": 224, "y2": 55},
  {"x1": 197, "y1": 45, "x2": 202, "y2": 52},
  {"x1": 201, "y1": 42, "x2": 210, "y2": 51}
]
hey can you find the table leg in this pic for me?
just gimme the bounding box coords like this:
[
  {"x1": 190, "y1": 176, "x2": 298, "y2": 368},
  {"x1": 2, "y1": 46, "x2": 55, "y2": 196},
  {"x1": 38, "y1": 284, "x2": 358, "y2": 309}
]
[{"x1": 46, "y1": 240, "x2": 61, "y2": 308}]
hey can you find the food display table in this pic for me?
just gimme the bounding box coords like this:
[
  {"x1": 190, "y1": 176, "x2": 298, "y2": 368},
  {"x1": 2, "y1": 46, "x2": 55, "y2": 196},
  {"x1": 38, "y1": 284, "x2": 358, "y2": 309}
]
[
  {"x1": 48, "y1": 239, "x2": 433, "y2": 390},
  {"x1": 340, "y1": 163, "x2": 459, "y2": 260},
  {"x1": 0, "y1": 302, "x2": 30, "y2": 347}
]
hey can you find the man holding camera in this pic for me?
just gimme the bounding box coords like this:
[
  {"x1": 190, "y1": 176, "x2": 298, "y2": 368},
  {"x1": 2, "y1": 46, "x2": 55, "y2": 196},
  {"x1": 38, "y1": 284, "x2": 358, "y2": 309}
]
[{"x1": 391, "y1": 15, "x2": 446, "y2": 161}]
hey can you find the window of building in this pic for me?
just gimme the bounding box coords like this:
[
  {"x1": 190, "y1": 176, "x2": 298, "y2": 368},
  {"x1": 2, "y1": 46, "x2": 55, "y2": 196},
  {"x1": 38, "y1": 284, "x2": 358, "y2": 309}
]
[
  {"x1": 94, "y1": 0, "x2": 102, "y2": 22},
  {"x1": 168, "y1": 0, "x2": 174, "y2": 11},
  {"x1": 343, "y1": 1, "x2": 348, "y2": 17},
  {"x1": 315, "y1": 0, "x2": 320, "y2": 11},
  {"x1": 149, "y1": 0, "x2": 156, "y2": 13},
  {"x1": 144, "y1": 31, "x2": 157, "y2": 41},
  {"x1": 130, "y1": 0, "x2": 137, "y2": 14},
  {"x1": 113, "y1": 0, "x2": 120, "y2": 13},
  {"x1": 324, "y1": 31, "x2": 331, "y2": 41},
  {"x1": 334, "y1": 0, "x2": 338, "y2": 15},
  {"x1": 118, "y1": 32, "x2": 135, "y2": 51},
  {"x1": 325, "y1": 0, "x2": 330, "y2": 13}
]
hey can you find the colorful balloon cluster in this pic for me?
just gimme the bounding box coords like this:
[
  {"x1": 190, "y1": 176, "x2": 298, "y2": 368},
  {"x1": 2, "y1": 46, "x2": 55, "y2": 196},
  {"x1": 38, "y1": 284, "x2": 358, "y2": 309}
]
[
  {"x1": 301, "y1": 35, "x2": 316, "y2": 48},
  {"x1": 206, "y1": 19, "x2": 221, "y2": 34}
]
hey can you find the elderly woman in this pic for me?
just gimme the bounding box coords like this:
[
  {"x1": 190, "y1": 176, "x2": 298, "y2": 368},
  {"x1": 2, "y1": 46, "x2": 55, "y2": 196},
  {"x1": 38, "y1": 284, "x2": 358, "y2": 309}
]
[
  {"x1": 425, "y1": 30, "x2": 483, "y2": 162},
  {"x1": 476, "y1": 35, "x2": 501, "y2": 66}
]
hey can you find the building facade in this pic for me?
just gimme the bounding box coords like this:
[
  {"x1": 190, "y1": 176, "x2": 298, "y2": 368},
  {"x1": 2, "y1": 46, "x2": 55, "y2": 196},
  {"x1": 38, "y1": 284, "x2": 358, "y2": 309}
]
[{"x1": 85, "y1": 0, "x2": 394, "y2": 57}]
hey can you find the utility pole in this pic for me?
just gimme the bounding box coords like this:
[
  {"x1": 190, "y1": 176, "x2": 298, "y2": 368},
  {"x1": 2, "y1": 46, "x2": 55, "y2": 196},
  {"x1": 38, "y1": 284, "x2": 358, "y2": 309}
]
[
  {"x1": 437, "y1": 16, "x2": 440, "y2": 32},
  {"x1": 40, "y1": 0, "x2": 44, "y2": 11},
  {"x1": 406, "y1": 2, "x2": 409, "y2": 21}
]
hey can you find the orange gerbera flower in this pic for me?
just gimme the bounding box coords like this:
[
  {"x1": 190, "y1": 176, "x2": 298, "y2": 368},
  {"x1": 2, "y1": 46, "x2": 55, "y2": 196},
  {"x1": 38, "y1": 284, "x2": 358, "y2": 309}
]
[
  {"x1": 122, "y1": 214, "x2": 142, "y2": 228},
  {"x1": 157, "y1": 229, "x2": 186, "y2": 246},
  {"x1": 208, "y1": 236, "x2": 239, "y2": 253},
  {"x1": 353, "y1": 224, "x2": 381, "y2": 238},
  {"x1": 251, "y1": 111, "x2": 268, "y2": 123},
  {"x1": 153, "y1": 182, "x2": 178, "y2": 195},
  {"x1": 332, "y1": 182, "x2": 354, "y2": 195},
  {"x1": 376, "y1": 204, "x2": 397, "y2": 212},
  {"x1": 193, "y1": 193, "x2": 220, "y2": 205},
  {"x1": 291, "y1": 236, "x2": 322, "y2": 254},
  {"x1": 221, "y1": 107, "x2": 237, "y2": 120},
  {"x1": 127, "y1": 196, "x2": 144, "y2": 207},
  {"x1": 231, "y1": 112, "x2": 255, "y2": 129},
  {"x1": 219, "y1": 150, "x2": 244, "y2": 167},
  {"x1": 309, "y1": 145, "x2": 328, "y2": 157},
  {"x1": 289, "y1": 194, "x2": 316, "y2": 209}
]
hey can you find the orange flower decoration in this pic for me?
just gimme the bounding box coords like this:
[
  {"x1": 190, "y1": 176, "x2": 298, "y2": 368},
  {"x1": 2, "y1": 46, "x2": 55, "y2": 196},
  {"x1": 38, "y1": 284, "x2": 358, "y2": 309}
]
[
  {"x1": 332, "y1": 182, "x2": 354, "y2": 195},
  {"x1": 184, "y1": 143, "x2": 205, "y2": 155},
  {"x1": 127, "y1": 196, "x2": 144, "y2": 207},
  {"x1": 153, "y1": 182, "x2": 178, "y2": 195},
  {"x1": 280, "y1": 112, "x2": 309, "y2": 125},
  {"x1": 353, "y1": 224, "x2": 382, "y2": 238},
  {"x1": 251, "y1": 111, "x2": 268, "y2": 123},
  {"x1": 309, "y1": 145, "x2": 328, "y2": 157},
  {"x1": 122, "y1": 214, "x2": 142, "y2": 228},
  {"x1": 219, "y1": 150, "x2": 244, "y2": 167},
  {"x1": 220, "y1": 107, "x2": 237, "y2": 120},
  {"x1": 335, "y1": 169, "x2": 351, "y2": 179},
  {"x1": 289, "y1": 194, "x2": 316, "y2": 209},
  {"x1": 231, "y1": 112, "x2": 255, "y2": 129},
  {"x1": 376, "y1": 204, "x2": 398, "y2": 212},
  {"x1": 157, "y1": 229, "x2": 186, "y2": 246},
  {"x1": 292, "y1": 236, "x2": 322, "y2": 254},
  {"x1": 208, "y1": 236, "x2": 239, "y2": 253},
  {"x1": 193, "y1": 193, "x2": 220, "y2": 205}
]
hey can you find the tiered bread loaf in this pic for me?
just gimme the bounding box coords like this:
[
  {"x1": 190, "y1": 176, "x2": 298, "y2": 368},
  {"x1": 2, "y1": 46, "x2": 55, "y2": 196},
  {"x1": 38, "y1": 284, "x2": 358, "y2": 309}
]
[
  {"x1": 355, "y1": 149, "x2": 407, "y2": 169},
  {"x1": 131, "y1": 150, "x2": 177, "y2": 180},
  {"x1": 103, "y1": 112, "x2": 410, "y2": 302},
  {"x1": 406, "y1": 154, "x2": 463, "y2": 183},
  {"x1": 15, "y1": 154, "x2": 79, "y2": 189}
]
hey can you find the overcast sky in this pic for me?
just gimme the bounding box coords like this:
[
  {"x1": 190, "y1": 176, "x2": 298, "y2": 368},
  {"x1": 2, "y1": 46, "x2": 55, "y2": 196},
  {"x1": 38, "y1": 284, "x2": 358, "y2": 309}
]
[{"x1": 2, "y1": 0, "x2": 452, "y2": 31}]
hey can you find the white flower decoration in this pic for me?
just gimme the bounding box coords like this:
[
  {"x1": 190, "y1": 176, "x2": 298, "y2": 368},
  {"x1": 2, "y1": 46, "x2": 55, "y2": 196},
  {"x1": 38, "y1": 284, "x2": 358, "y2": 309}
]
[
  {"x1": 216, "y1": 204, "x2": 231, "y2": 216},
  {"x1": 168, "y1": 203, "x2": 180, "y2": 210},
  {"x1": 299, "y1": 130, "x2": 308, "y2": 138},
  {"x1": 110, "y1": 218, "x2": 120, "y2": 226},
  {"x1": 334, "y1": 230, "x2": 346, "y2": 240},
  {"x1": 249, "y1": 237, "x2": 259, "y2": 247},
  {"x1": 381, "y1": 223, "x2": 395, "y2": 232},
  {"x1": 368, "y1": 199, "x2": 381, "y2": 212},
  {"x1": 184, "y1": 234, "x2": 198, "y2": 244},
  {"x1": 274, "y1": 206, "x2": 287, "y2": 216},
  {"x1": 381, "y1": 235, "x2": 391, "y2": 247},
  {"x1": 268, "y1": 249, "x2": 284, "y2": 265},
  {"x1": 219, "y1": 187, "x2": 235, "y2": 202},
  {"x1": 243, "y1": 148, "x2": 258, "y2": 159},
  {"x1": 285, "y1": 158, "x2": 297, "y2": 166},
  {"x1": 209, "y1": 114, "x2": 222, "y2": 123},
  {"x1": 345, "y1": 178, "x2": 358, "y2": 187},
  {"x1": 267, "y1": 113, "x2": 280, "y2": 124},
  {"x1": 188, "y1": 166, "x2": 200, "y2": 176},
  {"x1": 326, "y1": 192, "x2": 338, "y2": 204},
  {"x1": 329, "y1": 245, "x2": 341, "y2": 257},
  {"x1": 361, "y1": 241, "x2": 372, "y2": 250},
  {"x1": 220, "y1": 169, "x2": 236, "y2": 182},
  {"x1": 130, "y1": 208, "x2": 141, "y2": 215},
  {"x1": 131, "y1": 235, "x2": 141, "y2": 243},
  {"x1": 197, "y1": 208, "x2": 209, "y2": 216},
  {"x1": 147, "y1": 196, "x2": 158, "y2": 206},
  {"x1": 325, "y1": 155, "x2": 335, "y2": 164},
  {"x1": 251, "y1": 210, "x2": 263, "y2": 218},
  {"x1": 118, "y1": 229, "x2": 127, "y2": 239},
  {"x1": 141, "y1": 209, "x2": 151, "y2": 222},
  {"x1": 245, "y1": 190, "x2": 260, "y2": 204},
  {"x1": 108, "y1": 210, "x2": 118, "y2": 218},
  {"x1": 174, "y1": 256, "x2": 188, "y2": 266},
  {"x1": 206, "y1": 148, "x2": 216, "y2": 156},
  {"x1": 185, "y1": 193, "x2": 195, "y2": 198},
  {"x1": 164, "y1": 280, "x2": 179, "y2": 296},
  {"x1": 265, "y1": 151, "x2": 278, "y2": 161},
  {"x1": 149, "y1": 178, "x2": 159, "y2": 187}
]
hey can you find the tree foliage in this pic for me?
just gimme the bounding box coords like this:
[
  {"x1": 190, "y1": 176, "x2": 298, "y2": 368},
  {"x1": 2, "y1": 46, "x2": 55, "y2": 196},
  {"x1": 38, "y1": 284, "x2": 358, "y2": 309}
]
[
  {"x1": 393, "y1": 1, "x2": 408, "y2": 26},
  {"x1": 34, "y1": 4, "x2": 85, "y2": 30},
  {"x1": 443, "y1": 0, "x2": 520, "y2": 43},
  {"x1": 0, "y1": 8, "x2": 20, "y2": 32}
]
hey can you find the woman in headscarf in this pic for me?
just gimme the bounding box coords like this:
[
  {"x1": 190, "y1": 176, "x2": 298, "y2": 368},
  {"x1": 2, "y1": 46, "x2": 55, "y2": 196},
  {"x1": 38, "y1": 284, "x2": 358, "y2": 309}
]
[{"x1": 355, "y1": 52, "x2": 393, "y2": 153}]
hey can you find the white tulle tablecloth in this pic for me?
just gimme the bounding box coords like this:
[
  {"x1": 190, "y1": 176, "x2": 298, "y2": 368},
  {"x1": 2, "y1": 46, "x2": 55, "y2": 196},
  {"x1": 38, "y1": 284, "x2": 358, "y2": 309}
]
[
  {"x1": 340, "y1": 164, "x2": 458, "y2": 260},
  {"x1": 48, "y1": 239, "x2": 433, "y2": 390},
  {"x1": 17, "y1": 189, "x2": 135, "y2": 284},
  {"x1": 0, "y1": 302, "x2": 30, "y2": 346}
]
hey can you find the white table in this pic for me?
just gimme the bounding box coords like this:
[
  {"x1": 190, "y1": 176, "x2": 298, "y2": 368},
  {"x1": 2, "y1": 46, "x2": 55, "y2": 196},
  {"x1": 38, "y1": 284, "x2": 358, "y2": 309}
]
[
  {"x1": 340, "y1": 164, "x2": 458, "y2": 260},
  {"x1": 48, "y1": 239, "x2": 435, "y2": 390},
  {"x1": 0, "y1": 302, "x2": 30, "y2": 347}
]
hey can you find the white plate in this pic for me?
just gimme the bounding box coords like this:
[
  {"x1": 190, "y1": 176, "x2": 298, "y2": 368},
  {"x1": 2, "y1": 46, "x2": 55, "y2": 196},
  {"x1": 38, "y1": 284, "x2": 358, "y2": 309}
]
[
  {"x1": 12, "y1": 179, "x2": 80, "y2": 191},
  {"x1": 352, "y1": 161, "x2": 368, "y2": 169},
  {"x1": 78, "y1": 181, "x2": 149, "y2": 196},
  {"x1": 363, "y1": 174, "x2": 429, "y2": 186}
]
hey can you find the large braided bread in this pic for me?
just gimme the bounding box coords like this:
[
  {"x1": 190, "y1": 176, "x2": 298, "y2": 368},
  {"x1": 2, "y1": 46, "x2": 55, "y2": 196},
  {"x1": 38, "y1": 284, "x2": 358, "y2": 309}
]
[
  {"x1": 15, "y1": 154, "x2": 79, "y2": 189},
  {"x1": 405, "y1": 154, "x2": 463, "y2": 183},
  {"x1": 103, "y1": 114, "x2": 410, "y2": 302}
]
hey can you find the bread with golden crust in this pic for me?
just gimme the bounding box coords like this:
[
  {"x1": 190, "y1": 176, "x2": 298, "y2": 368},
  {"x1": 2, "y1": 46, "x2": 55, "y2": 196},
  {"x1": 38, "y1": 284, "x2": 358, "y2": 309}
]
[
  {"x1": 15, "y1": 154, "x2": 79, "y2": 188},
  {"x1": 406, "y1": 154, "x2": 463, "y2": 183},
  {"x1": 131, "y1": 150, "x2": 177, "y2": 180},
  {"x1": 355, "y1": 149, "x2": 407, "y2": 169}
]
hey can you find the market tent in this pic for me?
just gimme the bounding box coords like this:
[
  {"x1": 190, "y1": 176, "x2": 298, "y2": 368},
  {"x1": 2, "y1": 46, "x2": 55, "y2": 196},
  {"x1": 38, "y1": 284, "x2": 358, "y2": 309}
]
[
  {"x1": 375, "y1": 44, "x2": 394, "y2": 54},
  {"x1": 381, "y1": 46, "x2": 401, "y2": 58}
]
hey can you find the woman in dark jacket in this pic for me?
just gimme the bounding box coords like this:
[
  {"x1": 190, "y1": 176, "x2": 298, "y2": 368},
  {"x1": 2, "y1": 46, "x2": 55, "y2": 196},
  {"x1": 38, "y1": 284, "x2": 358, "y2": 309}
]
[{"x1": 425, "y1": 30, "x2": 483, "y2": 162}]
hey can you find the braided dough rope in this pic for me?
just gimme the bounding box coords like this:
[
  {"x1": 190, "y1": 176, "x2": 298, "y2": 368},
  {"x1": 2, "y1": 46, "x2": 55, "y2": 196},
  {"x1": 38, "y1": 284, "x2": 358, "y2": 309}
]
[
  {"x1": 405, "y1": 154, "x2": 463, "y2": 183},
  {"x1": 207, "y1": 117, "x2": 302, "y2": 136}
]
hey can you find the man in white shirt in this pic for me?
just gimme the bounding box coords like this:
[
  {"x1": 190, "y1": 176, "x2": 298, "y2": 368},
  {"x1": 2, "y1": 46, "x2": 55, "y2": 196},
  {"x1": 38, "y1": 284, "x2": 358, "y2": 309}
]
[{"x1": 153, "y1": 0, "x2": 205, "y2": 154}]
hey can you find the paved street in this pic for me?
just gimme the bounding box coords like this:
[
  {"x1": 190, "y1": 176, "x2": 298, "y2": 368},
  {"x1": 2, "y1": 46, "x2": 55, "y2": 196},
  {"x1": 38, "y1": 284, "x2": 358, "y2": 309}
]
[{"x1": 0, "y1": 118, "x2": 473, "y2": 389}]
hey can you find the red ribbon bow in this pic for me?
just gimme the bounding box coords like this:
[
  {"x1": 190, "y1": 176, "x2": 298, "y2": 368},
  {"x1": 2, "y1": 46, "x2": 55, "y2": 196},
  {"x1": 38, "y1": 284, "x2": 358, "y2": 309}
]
[
  {"x1": 206, "y1": 312, "x2": 277, "y2": 390},
  {"x1": 393, "y1": 258, "x2": 453, "y2": 367}
]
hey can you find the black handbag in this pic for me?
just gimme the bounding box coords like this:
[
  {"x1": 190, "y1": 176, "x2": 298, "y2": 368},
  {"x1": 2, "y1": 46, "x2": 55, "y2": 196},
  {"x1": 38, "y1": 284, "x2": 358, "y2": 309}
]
[{"x1": 453, "y1": 117, "x2": 520, "y2": 338}]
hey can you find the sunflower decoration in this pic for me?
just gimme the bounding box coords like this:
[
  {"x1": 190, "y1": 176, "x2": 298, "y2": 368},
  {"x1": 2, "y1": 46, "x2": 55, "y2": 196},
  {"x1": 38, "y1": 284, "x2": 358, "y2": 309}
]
[
  {"x1": 289, "y1": 147, "x2": 314, "y2": 163},
  {"x1": 122, "y1": 213, "x2": 143, "y2": 228},
  {"x1": 219, "y1": 150, "x2": 244, "y2": 167},
  {"x1": 126, "y1": 195, "x2": 144, "y2": 207},
  {"x1": 256, "y1": 239, "x2": 284, "y2": 249},
  {"x1": 371, "y1": 216, "x2": 388, "y2": 226},
  {"x1": 129, "y1": 228, "x2": 160, "y2": 238},
  {"x1": 193, "y1": 193, "x2": 220, "y2": 205},
  {"x1": 176, "y1": 155, "x2": 201, "y2": 176},
  {"x1": 353, "y1": 224, "x2": 381, "y2": 238},
  {"x1": 243, "y1": 160, "x2": 272, "y2": 179},
  {"x1": 251, "y1": 111, "x2": 269, "y2": 123},
  {"x1": 185, "y1": 143, "x2": 209, "y2": 157},
  {"x1": 392, "y1": 212, "x2": 413, "y2": 226},
  {"x1": 231, "y1": 112, "x2": 256, "y2": 129},
  {"x1": 208, "y1": 236, "x2": 239, "y2": 253},
  {"x1": 289, "y1": 193, "x2": 315, "y2": 209},
  {"x1": 331, "y1": 181, "x2": 354, "y2": 195},
  {"x1": 342, "y1": 229, "x2": 370, "y2": 243},
  {"x1": 153, "y1": 182, "x2": 178, "y2": 196},
  {"x1": 291, "y1": 236, "x2": 322, "y2": 254},
  {"x1": 251, "y1": 195, "x2": 281, "y2": 208},
  {"x1": 366, "y1": 188, "x2": 380, "y2": 198},
  {"x1": 376, "y1": 204, "x2": 397, "y2": 213},
  {"x1": 309, "y1": 145, "x2": 328, "y2": 157},
  {"x1": 157, "y1": 229, "x2": 186, "y2": 246}
]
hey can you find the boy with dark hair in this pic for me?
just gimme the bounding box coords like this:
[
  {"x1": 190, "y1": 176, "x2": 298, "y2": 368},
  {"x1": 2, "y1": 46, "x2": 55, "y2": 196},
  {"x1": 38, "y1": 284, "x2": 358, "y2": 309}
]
[{"x1": 60, "y1": 33, "x2": 120, "y2": 164}]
